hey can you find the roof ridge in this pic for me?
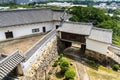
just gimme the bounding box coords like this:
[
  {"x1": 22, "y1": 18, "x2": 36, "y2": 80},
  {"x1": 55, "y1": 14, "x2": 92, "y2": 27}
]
[
  {"x1": 64, "y1": 21, "x2": 93, "y2": 25},
  {"x1": 92, "y1": 27, "x2": 113, "y2": 33}
]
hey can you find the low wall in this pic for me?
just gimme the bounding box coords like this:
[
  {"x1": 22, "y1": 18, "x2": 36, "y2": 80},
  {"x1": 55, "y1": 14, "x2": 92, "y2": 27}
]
[
  {"x1": 21, "y1": 36, "x2": 58, "y2": 80},
  {"x1": 108, "y1": 44, "x2": 120, "y2": 56},
  {"x1": 22, "y1": 35, "x2": 56, "y2": 73},
  {"x1": 85, "y1": 49, "x2": 116, "y2": 66}
]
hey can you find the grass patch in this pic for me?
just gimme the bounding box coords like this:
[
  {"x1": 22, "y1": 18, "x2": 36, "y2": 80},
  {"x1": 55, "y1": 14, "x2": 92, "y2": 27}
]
[
  {"x1": 85, "y1": 60, "x2": 120, "y2": 80},
  {"x1": 98, "y1": 66, "x2": 114, "y2": 73},
  {"x1": 86, "y1": 65, "x2": 120, "y2": 80},
  {"x1": 88, "y1": 69, "x2": 115, "y2": 80}
]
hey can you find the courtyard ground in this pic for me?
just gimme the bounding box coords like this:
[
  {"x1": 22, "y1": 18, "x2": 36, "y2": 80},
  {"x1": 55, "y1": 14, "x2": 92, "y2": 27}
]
[
  {"x1": 18, "y1": 45, "x2": 120, "y2": 80},
  {"x1": 0, "y1": 34, "x2": 45, "y2": 55},
  {"x1": 64, "y1": 47, "x2": 120, "y2": 80},
  {"x1": 86, "y1": 64, "x2": 120, "y2": 80},
  {"x1": 19, "y1": 46, "x2": 120, "y2": 80}
]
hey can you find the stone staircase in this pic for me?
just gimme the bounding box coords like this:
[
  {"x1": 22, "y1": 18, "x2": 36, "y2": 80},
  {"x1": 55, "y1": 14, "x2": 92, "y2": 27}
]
[{"x1": 0, "y1": 50, "x2": 24, "y2": 80}]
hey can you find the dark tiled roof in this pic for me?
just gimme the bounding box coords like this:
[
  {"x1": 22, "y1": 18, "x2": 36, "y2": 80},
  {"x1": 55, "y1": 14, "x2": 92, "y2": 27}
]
[
  {"x1": 57, "y1": 21, "x2": 93, "y2": 35},
  {"x1": 0, "y1": 8, "x2": 64, "y2": 27},
  {"x1": 88, "y1": 27, "x2": 112, "y2": 43},
  {"x1": 58, "y1": 22, "x2": 112, "y2": 43},
  {"x1": 0, "y1": 50, "x2": 24, "y2": 80}
]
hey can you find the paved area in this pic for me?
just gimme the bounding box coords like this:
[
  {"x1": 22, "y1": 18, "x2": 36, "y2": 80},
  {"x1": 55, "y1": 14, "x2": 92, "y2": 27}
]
[
  {"x1": 75, "y1": 61, "x2": 89, "y2": 80},
  {"x1": 0, "y1": 34, "x2": 44, "y2": 55}
]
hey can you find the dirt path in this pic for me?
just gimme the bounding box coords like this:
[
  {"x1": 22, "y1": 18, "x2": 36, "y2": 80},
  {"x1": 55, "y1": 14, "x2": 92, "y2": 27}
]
[
  {"x1": 64, "y1": 47, "x2": 90, "y2": 80},
  {"x1": 0, "y1": 34, "x2": 44, "y2": 55},
  {"x1": 75, "y1": 61, "x2": 89, "y2": 80}
]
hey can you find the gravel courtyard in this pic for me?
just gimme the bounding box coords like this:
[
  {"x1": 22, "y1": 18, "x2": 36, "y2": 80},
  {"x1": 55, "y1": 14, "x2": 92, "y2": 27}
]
[{"x1": 0, "y1": 34, "x2": 45, "y2": 55}]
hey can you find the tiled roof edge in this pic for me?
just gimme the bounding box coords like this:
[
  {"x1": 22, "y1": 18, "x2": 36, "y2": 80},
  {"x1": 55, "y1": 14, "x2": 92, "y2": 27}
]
[
  {"x1": 64, "y1": 21, "x2": 93, "y2": 25},
  {"x1": 92, "y1": 27, "x2": 113, "y2": 33}
]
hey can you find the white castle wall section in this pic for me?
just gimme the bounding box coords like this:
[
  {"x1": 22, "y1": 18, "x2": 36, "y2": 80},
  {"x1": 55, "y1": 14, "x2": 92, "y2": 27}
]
[
  {"x1": 86, "y1": 38, "x2": 110, "y2": 54},
  {"x1": 0, "y1": 22, "x2": 53, "y2": 41}
]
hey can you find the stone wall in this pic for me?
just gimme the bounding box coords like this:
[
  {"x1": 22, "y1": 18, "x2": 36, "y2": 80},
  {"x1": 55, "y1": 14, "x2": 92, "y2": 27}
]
[
  {"x1": 57, "y1": 36, "x2": 72, "y2": 54},
  {"x1": 108, "y1": 44, "x2": 120, "y2": 56},
  {"x1": 21, "y1": 37, "x2": 58, "y2": 80},
  {"x1": 57, "y1": 36, "x2": 66, "y2": 53},
  {"x1": 85, "y1": 49, "x2": 116, "y2": 66}
]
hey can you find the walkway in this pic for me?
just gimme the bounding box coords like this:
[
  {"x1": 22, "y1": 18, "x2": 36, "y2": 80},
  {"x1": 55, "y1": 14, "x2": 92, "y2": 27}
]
[
  {"x1": 64, "y1": 47, "x2": 90, "y2": 80},
  {"x1": 24, "y1": 30, "x2": 56, "y2": 61},
  {"x1": 75, "y1": 60, "x2": 89, "y2": 80},
  {"x1": 0, "y1": 34, "x2": 44, "y2": 55}
]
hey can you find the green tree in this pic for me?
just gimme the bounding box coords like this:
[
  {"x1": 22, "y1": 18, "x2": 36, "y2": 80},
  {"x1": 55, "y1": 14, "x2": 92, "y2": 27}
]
[
  {"x1": 67, "y1": 6, "x2": 120, "y2": 46},
  {"x1": 97, "y1": 20, "x2": 117, "y2": 29},
  {"x1": 68, "y1": 6, "x2": 111, "y2": 25},
  {"x1": 112, "y1": 15, "x2": 120, "y2": 21},
  {"x1": 113, "y1": 36, "x2": 120, "y2": 45},
  {"x1": 114, "y1": 9, "x2": 120, "y2": 15}
]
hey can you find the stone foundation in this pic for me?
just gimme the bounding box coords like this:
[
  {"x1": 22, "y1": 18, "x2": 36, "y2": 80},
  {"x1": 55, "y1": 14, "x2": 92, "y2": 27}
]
[
  {"x1": 85, "y1": 49, "x2": 117, "y2": 66},
  {"x1": 57, "y1": 36, "x2": 72, "y2": 54},
  {"x1": 57, "y1": 36, "x2": 66, "y2": 53}
]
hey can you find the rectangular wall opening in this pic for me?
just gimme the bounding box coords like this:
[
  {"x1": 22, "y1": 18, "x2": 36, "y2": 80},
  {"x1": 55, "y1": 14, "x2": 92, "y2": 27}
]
[
  {"x1": 32, "y1": 28, "x2": 39, "y2": 33},
  {"x1": 5, "y1": 31, "x2": 13, "y2": 39},
  {"x1": 56, "y1": 25, "x2": 59, "y2": 29},
  {"x1": 42, "y1": 27, "x2": 46, "y2": 32}
]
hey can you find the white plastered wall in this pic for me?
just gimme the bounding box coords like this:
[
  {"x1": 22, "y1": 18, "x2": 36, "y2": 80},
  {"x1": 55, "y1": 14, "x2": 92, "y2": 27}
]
[
  {"x1": 86, "y1": 38, "x2": 110, "y2": 54},
  {"x1": 0, "y1": 22, "x2": 54, "y2": 41}
]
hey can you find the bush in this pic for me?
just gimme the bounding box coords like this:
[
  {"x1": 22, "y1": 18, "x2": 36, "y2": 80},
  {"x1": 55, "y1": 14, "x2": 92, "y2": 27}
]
[
  {"x1": 88, "y1": 60, "x2": 97, "y2": 68},
  {"x1": 60, "y1": 60, "x2": 69, "y2": 73},
  {"x1": 112, "y1": 64, "x2": 120, "y2": 71},
  {"x1": 53, "y1": 54, "x2": 64, "y2": 67},
  {"x1": 58, "y1": 54, "x2": 63, "y2": 62},
  {"x1": 65, "y1": 70, "x2": 76, "y2": 80},
  {"x1": 52, "y1": 60, "x2": 58, "y2": 67},
  {"x1": 60, "y1": 54, "x2": 63, "y2": 58}
]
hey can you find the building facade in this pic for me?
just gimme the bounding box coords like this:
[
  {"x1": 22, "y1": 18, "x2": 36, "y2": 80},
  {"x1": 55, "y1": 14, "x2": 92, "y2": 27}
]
[
  {"x1": 86, "y1": 27, "x2": 112, "y2": 54},
  {"x1": 0, "y1": 8, "x2": 66, "y2": 41},
  {"x1": 57, "y1": 22, "x2": 113, "y2": 55}
]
